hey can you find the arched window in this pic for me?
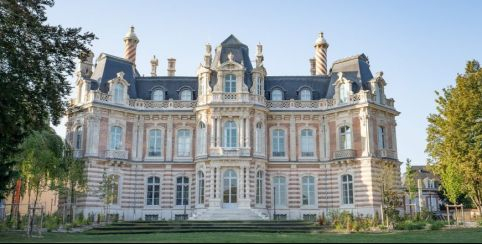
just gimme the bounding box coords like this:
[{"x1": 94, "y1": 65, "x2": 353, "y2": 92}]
[
  {"x1": 302, "y1": 176, "x2": 316, "y2": 206},
  {"x1": 256, "y1": 171, "x2": 264, "y2": 204},
  {"x1": 224, "y1": 121, "x2": 237, "y2": 148},
  {"x1": 197, "y1": 122, "x2": 206, "y2": 155},
  {"x1": 180, "y1": 90, "x2": 192, "y2": 101},
  {"x1": 148, "y1": 129, "x2": 162, "y2": 157},
  {"x1": 224, "y1": 74, "x2": 236, "y2": 93},
  {"x1": 271, "y1": 89, "x2": 283, "y2": 101},
  {"x1": 146, "y1": 176, "x2": 160, "y2": 206},
  {"x1": 152, "y1": 89, "x2": 164, "y2": 101},
  {"x1": 177, "y1": 129, "x2": 192, "y2": 157},
  {"x1": 272, "y1": 129, "x2": 285, "y2": 157},
  {"x1": 105, "y1": 175, "x2": 119, "y2": 205},
  {"x1": 197, "y1": 171, "x2": 205, "y2": 204},
  {"x1": 75, "y1": 126, "x2": 83, "y2": 150},
  {"x1": 339, "y1": 126, "x2": 352, "y2": 150},
  {"x1": 341, "y1": 174, "x2": 354, "y2": 205},
  {"x1": 110, "y1": 126, "x2": 123, "y2": 150},
  {"x1": 273, "y1": 176, "x2": 287, "y2": 207},
  {"x1": 114, "y1": 83, "x2": 124, "y2": 104},
  {"x1": 301, "y1": 129, "x2": 315, "y2": 157},
  {"x1": 300, "y1": 89, "x2": 312, "y2": 101},
  {"x1": 378, "y1": 126, "x2": 385, "y2": 150},
  {"x1": 176, "y1": 177, "x2": 189, "y2": 206},
  {"x1": 339, "y1": 83, "x2": 349, "y2": 104},
  {"x1": 255, "y1": 122, "x2": 263, "y2": 154},
  {"x1": 256, "y1": 77, "x2": 262, "y2": 95}
]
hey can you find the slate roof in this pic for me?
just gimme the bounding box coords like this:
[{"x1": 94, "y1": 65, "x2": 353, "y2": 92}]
[{"x1": 86, "y1": 37, "x2": 376, "y2": 101}]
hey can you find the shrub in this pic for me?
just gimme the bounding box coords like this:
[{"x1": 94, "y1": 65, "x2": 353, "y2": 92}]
[
  {"x1": 428, "y1": 221, "x2": 445, "y2": 230},
  {"x1": 477, "y1": 219, "x2": 482, "y2": 227},
  {"x1": 395, "y1": 220, "x2": 427, "y2": 231},
  {"x1": 44, "y1": 215, "x2": 61, "y2": 232}
]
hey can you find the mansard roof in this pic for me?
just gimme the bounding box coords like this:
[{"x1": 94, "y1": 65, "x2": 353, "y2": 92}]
[{"x1": 86, "y1": 37, "x2": 376, "y2": 101}]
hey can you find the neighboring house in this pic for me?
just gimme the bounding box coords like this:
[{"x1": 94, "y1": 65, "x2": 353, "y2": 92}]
[
  {"x1": 403, "y1": 165, "x2": 442, "y2": 213},
  {"x1": 67, "y1": 27, "x2": 401, "y2": 221}
]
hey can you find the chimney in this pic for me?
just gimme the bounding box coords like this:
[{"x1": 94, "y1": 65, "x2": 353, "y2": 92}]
[
  {"x1": 150, "y1": 55, "x2": 159, "y2": 76},
  {"x1": 123, "y1": 26, "x2": 139, "y2": 64},
  {"x1": 204, "y1": 43, "x2": 212, "y2": 67},
  {"x1": 309, "y1": 58, "x2": 316, "y2": 75},
  {"x1": 256, "y1": 43, "x2": 264, "y2": 67},
  {"x1": 79, "y1": 51, "x2": 94, "y2": 78},
  {"x1": 314, "y1": 32, "x2": 329, "y2": 75},
  {"x1": 167, "y1": 58, "x2": 176, "y2": 76}
]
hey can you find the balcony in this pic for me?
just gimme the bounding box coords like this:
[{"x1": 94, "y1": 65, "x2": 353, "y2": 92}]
[
  {"x1": 376, "y1": 149, "x2": 398, "y2": 159},
  {"x1": 104, "y1": 150, "x2": 128, "y2": 160},
  {"x1": 209, "y1": 147, "x2": 250, "y2": 157},
  {"x1": 73, "y1": 149, "x2": 84, "y2": 158},
  {"x1": 333, "y1": 149, "x2": 356, "y2": 159}
]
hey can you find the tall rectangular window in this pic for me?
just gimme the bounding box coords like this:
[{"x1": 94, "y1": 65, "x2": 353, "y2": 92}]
[
  {"x1": 148, "y1": 129, "x2": 162, "y2": 157},
  {"x1": 273, "y1": 176, "x2": 287, "y2": 207},
  {"x1": 224, "y1": 74, "x2": 236, "y2": 93},
  {"x1": 378, "y1": 126, "x2": 385, "y2": 149},
  {"x1": 110, "y1": 126, "x2": 123, "y2": 150},
  {"x1": 177, "y1": 129, "x2": 191, "y2": 157},
  {"x1": 272, "y1": 129, "x2": 285, "y2": 157},
  {"x1": 301, "y1": 129, "x2": 315, "y2": 157},
  {"x1": 146, "y1": 176, "x2": 160, "y2": 206},
  {"x1": 342, "y1": 174, "x2": 354, "y2": 205},
  {"x1": 302, "y1": 176, "x2": 316, "y2": 206}
]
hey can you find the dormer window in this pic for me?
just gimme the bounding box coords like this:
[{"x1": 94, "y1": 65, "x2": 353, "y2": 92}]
[
  {"x1": 180, "y1": 89, "x2": 192, "y2": 101},
  {"x1": 272, "y1": 89, "x2": 283, "y2": 101},
  {"x1": 152, "y1": 89, "x2": 164, "y2": 101},
  {"x1": 339, "y1": 83, "x2": 349, "y2": 104},
  {"x1": 224, "y1": 74, "x2": 236, "y2": 93},
  {"x1": 300, "y1": 89, "x2": 311, "y2": 101},
  {"x1": 113, "y1": 83, "x2": 124, "y2": 104}
]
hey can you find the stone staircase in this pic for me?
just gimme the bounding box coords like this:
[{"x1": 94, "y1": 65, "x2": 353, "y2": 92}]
[{"x1": 190, "y1": 208, "x2": 268, "y2": 221}]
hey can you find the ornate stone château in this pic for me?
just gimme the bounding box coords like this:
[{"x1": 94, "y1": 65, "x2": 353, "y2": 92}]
[{"x1": 67, "y1": 27, "x2": 401, "y2": 221}]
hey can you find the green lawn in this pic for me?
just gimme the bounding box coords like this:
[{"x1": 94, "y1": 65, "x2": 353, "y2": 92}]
[{"x1": 0, "y1": 228, "x2": 481, "y2": 243}]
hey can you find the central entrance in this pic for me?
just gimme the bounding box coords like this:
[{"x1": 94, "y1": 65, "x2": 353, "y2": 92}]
[{"x1": 223, "y1": 169, "x2": 238, "y2": 208}]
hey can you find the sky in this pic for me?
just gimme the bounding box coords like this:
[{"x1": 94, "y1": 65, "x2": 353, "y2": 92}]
[{"x1": 47, "y1": 0, "x2": 481, "y2": 167}]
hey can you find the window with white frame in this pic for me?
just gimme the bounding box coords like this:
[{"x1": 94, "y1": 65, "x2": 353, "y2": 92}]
[
  {"x1": 341, "y1": 174, "x2": 354, "y2": 205},
  {"x1": 271, "y1": 89, "x2": 283, "y2": 101},
  {"x1": 301, "y1": 129, "x2": 315, "y2": 157},
  {"x1": 300, "y1": 89, "x2": 312, "y2": 101},
  {"x1": 110, "y1": 126, "x2": 123, "y2": 150},
  {"x1": 302, "y1": 176, "x2": 316, "y2": 206},
  {"x1": 176, "y1": 176, "x2": 189, "y2": 206},
  {"x1": 107, "y1": 175, "x2": 120, "y2": 205},
  {"x1": 339, "y1": 82, "x2": 349, "y2": 104},
  {"x1": 272, "y1": 129, "x2": 285, "y2": 157},
  {"x1": 224, "y1": 74, "x2": 236, "y2": 93},
  {"x1": 148, "y1": 129, "x2": 162, "y2": 157},
  {"x1": 256, "y1": 171, "x2": 264, "y2": 204},
  {"x1": 224, "y1": 121, "x2": 237, "y2": 148},
  {"x1": 377, "y1": 126, "x2": 385, "y2": 150},
  {"x1": 75, "y1": 126, "x2": 83, "y2": 150},
  {"x1": 273, "y1": 176, "x2": 287, "y2": 207},
  {"x1": 197, "y1": 122, "x2": 206, "y2": 155},
  {"x1": 146, "y1": 176, "x2": 160, "y2": 206},
  {"x1": 152, "y1": 89, "x2": 164, "y2": 101},
  {"x1": 339, "y1": 126, "x2": 352, "y2": 150},
  {"x1": 197, "y1": 171, "x2": 205, "y2": 204},
  {"x1": 177, "y1": 129, "x2": 192, "y2": 157},
  {"x1": 256, "y1": 76, "x2": 262, "y2": 95},
  {"x1": 113, "y1": 83, "x2": 124, "y2": 104},
  {"x1": 180, "y1": 89, "x2": 192, "y2": 101},
  {"x1": 255, "y1": 122, "x2": 263, "y2": 154}
]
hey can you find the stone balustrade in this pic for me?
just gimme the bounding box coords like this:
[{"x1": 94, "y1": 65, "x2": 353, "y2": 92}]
[
  {"x1": 105, "y1": 150, "x2": 128, "y2": 160},
  {"x1": 209, "y1": 147, "x2": 250, "y2": 157},
  {"x1": 333, "y1": 149, "x2": 356, "y2": 159},
  {"x1": 376, "y1": 148, "x2": 398, "y2": 159}
]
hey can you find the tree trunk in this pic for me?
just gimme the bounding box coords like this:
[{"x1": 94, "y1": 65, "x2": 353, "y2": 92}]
[
  {"x1": 70, "y1": 182, "x2": 75, "y2": 223},
  {"x1": 28, "y1": 188, "x2": 40, "y2": 237}
]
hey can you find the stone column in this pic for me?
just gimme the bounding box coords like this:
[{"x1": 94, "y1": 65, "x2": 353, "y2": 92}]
[
  {"x1": 210, "y1": 116, "x2": 216, "y2": 148},
  {"x1": 289, "y1": 114, "x2": 296, "y2": 161},
  {"x1": 85, "y1": 115, "x2": 100, "y2": 157},
  {"x1": 239, "y1": 117, "x2": 245, "y2": 147},
  {"x1": 166, "y1": 115, "x2": 173, "y2": 161},
  {"x1": 216, "y1": 117, "x2": 221, "y2": 147},
  {"x1": 246, "y1": 117, "x2": 251, "y2": 148}
]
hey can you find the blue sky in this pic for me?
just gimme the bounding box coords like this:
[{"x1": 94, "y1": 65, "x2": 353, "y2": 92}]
[{"x1": 47, "y1": 0, "x2": 481, "y2": 166}]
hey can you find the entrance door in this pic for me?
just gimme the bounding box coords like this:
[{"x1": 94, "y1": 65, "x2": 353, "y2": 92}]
[{"x1": 223, "y1": 169, "x2": 238, "y2": 208}]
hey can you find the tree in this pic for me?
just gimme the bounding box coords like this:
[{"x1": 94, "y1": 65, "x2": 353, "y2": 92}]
[
  {"x1": 17, "y1": 129, "x2": 64, "y2": 236},
  {"x1": 426, "y1": 60, "x2": 482, "y2": 215},
  {"x1": 95, "y1": 172, "x2": 119, "y2": 223},
  {"x1": 55, "y1": 143, "x2": 86, "y2": 223},
  {"x1": 0, "y1": 0, "x2": 95, "y2": 198},
  {"x1": 379, "y1": 162, "x2": 402, "y2": 228},
  {"x1": 404, "y1": 159, "x2": 417, "y2": 216}
]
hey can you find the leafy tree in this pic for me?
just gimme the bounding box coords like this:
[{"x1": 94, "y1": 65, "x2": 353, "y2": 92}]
[
  {"x1": 17, "y1": 129, "x2": 64, "y2": 236},
  {"x1": 404, "y1": 159, "x2": 417, "y2": 216},
  {"x1": 426, "y1": 60, "x2": 482, "y2": 215},
  {"x1": 379, "y1": 162, "x2": 402, "y2": 228},
  {"x1": 95, "y1": 172, "x2": 119, "y2": 223},
  {"x1": 0, "y1": 0, "x2": 95, "y2": 198}
]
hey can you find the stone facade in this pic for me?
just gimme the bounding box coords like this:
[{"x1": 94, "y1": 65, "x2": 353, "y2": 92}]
[{"x1": 66, "y1": 27, "x2": 401, "y2": 221}]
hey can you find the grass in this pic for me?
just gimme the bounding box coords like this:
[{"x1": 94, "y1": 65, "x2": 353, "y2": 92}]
[{"x1": 0, "y1": 228, "x2": 481, "y2": 243}]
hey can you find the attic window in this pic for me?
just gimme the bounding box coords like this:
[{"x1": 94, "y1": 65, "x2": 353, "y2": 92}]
[
  {"x1": 152, "y1": 89, "x2": 164, "y2": 101},
  {"x1": 300, "y1": 89, "x2": 311, "y2": 101},
  {"x1": 272, "y1": 89, "x2": 283, "y2": 101},
  {"x1": 180, "y1": 90, "x2": 192, "y2": 101}
]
